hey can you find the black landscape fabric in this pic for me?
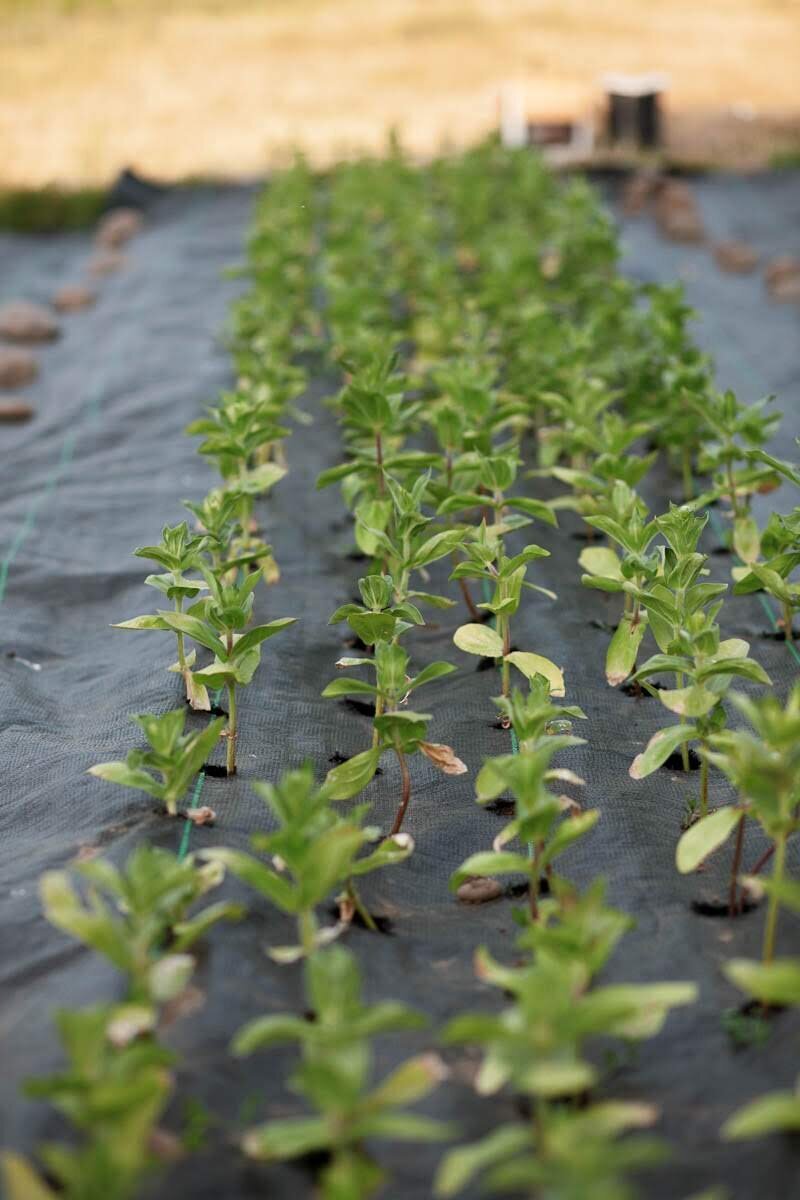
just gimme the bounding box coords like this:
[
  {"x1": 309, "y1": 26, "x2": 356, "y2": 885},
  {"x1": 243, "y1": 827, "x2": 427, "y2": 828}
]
[{"x1": 1, "y1": 172, "x2": 799, "y2": 1199}]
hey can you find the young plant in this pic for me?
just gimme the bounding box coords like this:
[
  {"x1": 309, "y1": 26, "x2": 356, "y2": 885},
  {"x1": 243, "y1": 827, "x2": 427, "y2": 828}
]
[
  {"x1": 158, "y1": 566, "x2": 296, "y2": 775},
  {"x1": 113, "y1": 521, "x2": 211, "y2": 710},
  {"x1": 451, "y1": 520, "x2": 562, "y2": 700},
  {"x1": 692, "y1": 389, "x2": 780, "y2": 564},
  {"x1": 451, "y1": 679, "x2": 589, "y2": 919},
  {"x1": 578, "y1": 481, "x2": 659, "y2": 686},
  {"x1": 232, "y1": 946, "x2": 452, "y2": 1199},
  {"x1": 329, "y1": 572, "x2": 431, "y2": 651},
  {"x1": 435, "y1": 937, "x2": 695, "y2": 1197},
  {"x1": 626, "y1": 506, "x2": 770, "y2": 807},
  {"x1": 323, "y1": 641, "x2": 466, "y2": 833},
  {"x1": 39, "y1": 843, "x2": 243, "y2": 1004},
  {"x1": 184, "y1": 487, "x2": 278, "y2": 584},
  {"x1": 721, "y1": 903, "x2": 800, "y2": 1138},
  {"x1": 203, "y1": 765, "x2": 413, "y2": 958},
  {"x1": 1, "y1": 1008, "x2": 174, "y2": 1200},
  {"x1": 676, "y1": 686, "x2": 800, "y2": 933},
  {"x1": 88, "y1": 708, "x2": 225, "y2": 817},
  {"x1": 733, "y1": 507, "x2": 800, "y2": 641}
]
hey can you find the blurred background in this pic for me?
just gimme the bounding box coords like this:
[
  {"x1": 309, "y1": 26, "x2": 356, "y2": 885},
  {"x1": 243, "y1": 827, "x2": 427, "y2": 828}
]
[{"x1": 1, "y1": 0, "x2": 799, "y2": 211}]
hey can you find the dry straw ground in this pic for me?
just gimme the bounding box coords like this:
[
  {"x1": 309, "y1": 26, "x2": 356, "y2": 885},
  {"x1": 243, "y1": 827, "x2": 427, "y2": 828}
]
[{"x1": 1, "y1": 0, "x2": 800, "y2": 187}]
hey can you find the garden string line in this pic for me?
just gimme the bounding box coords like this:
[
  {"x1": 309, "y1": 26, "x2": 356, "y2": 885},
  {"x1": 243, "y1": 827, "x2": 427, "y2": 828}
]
[{"x1": 177, "y1": 686, "x2": 224, "y2": 862}]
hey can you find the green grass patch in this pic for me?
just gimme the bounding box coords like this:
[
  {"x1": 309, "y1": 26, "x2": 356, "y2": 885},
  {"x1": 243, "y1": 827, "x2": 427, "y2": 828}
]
[{"x1": 0, "y1": 186, "x2": 106, "y2": 233}]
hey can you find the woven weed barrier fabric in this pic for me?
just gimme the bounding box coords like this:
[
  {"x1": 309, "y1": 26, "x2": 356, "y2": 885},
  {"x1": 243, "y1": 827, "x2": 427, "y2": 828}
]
[{"x1": 1, "y1": 173, "x2": 799, "y2": 1199}]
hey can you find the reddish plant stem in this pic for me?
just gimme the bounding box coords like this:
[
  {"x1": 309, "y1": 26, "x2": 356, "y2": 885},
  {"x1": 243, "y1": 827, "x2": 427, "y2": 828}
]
[
  {"x1": 390, "y1": 747, "x2": 411, "y2": 836},
  {"x1": 728, "y1": 814, "x2": 746, "y2": 917}
]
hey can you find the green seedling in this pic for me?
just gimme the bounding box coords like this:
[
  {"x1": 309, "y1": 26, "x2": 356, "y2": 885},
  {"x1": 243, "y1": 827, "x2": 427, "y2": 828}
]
[
  {"x1": 626, "y1": 506, "x2": 770, "y2": 801},
  {"x1": 186, "y1": 395, "x2": 288, "y2": 535},
  {"x1": 579, "y1": 481, "x2": 659, "y2": 686},
  {"x1": 323, "y1": 641, "x2": 466, "y2": 833},
  {"x1": 676, "y1": 686, "x2": 800, "y2": 936},
  {"x1": 721, "y1": 916, "x2": 800, "y2": 1138},
  {"x1": 40, "y1": 844, "x2": 242, "y2": 1004},
  {"x1": 158, "y1": 567, "x2": 296, "y2": 775},
  {"x1": 203, "y1": 764, "x2": 413, "y2": 958},
  {"x1": 89, "y1": 708, "x2": 225, "y2": 817},
  {"x1": 232, "y1": 946, "x2": 452, "y2": 1199},
  {"x1": 317, "y1": 347, "x2": 434, "y2": 521},
  {"x1": 451, "y1": 521, "x2": 562, "y2": 700},
  {"x1": 692, "y1": 389, "x2": 780, "y2": 564},
  {"x1": 733, "y1": 508, "x2": 800, "y2": 640},
  {"x1": 542, "y1": 410, "x2": 656, "y2": 522},
  {"x1": 435, "y1": 1099, "x2": 666, "y2": 1199},
  {"x1": 1, "y1": 1007, "x2": 174, "y2": 1200},
  {"x1": 451, "y1": 680, "x2": 589, "y2": 919},
  {"x1": 329, "y1": 572, "x2": 436, "y2": 652},
  {"x1": 184, "y1": 487, "x2": 278, "y2": 584},
  {"x1": 436, "y1": 943, "x2": 694, "y2": 1195},
  {"x1": 113, "y1": 521, "x2": 211, "y2": 710}
]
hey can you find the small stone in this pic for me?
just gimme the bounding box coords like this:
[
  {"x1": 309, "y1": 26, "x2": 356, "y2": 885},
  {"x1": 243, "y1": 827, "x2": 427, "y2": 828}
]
[
  {"x1": 620, "y1": 172, "x2": 659, "y2": 217},
  {"x1": 764, "y1": 255, "x2": 800, "y2": 289},
  {"x1": 88, "y1": 251, "x2": 126, "y2": 276},
  {"x1": 0, "y1": 400, "x2": 34, "y2": 422},
  {"x1": 0, "y1": 348, "x2": 38, "y2": 389},
  {"x1": 654, "y1": 180, "x2": 705, "y2": 242},
  {"x1": 765, "y1": 258, "x2": 800, "y2": 303},
  {"x1": 713, "y1": 240, "x2": 759, "y2": 273},
  {"x1": 456, "y1": 877, "x2": 503, "y2": 905},
  {"x1": 53, "y1": 284, "x2": 96, "y2": 313},
  {"x1": 0, "y1": 300, "x2": 60, "y2": 343},
  {"x1": 95, "y1": 206, "x2": 143, "y2": 248}
]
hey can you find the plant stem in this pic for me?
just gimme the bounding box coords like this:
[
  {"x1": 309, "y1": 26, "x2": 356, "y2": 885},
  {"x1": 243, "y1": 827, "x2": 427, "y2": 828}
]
[
  {"x1": 528, "y1": 851, "x2": 540, "y2": 922},
  {"x1": 226, "y1": 681, "x2": 237, "y2": 775},
  {"x1": 699, "y1": 751, "x2": 709, "y2": 818},
  {"x1": 174, "y1": 597, "x2": 187, "y2": 670},
  {"x1": 762, "y1": 834, "x2": 787, "y2": 965},
  {"x1": 375, "y1": 430, "x2": 384, "y2": 495},
  {"x1": 783, "y1": 599, "x2": 794, "y2": 642},
  {"x1": 675, "y1": 672, "x2": 690, "y2": 772},
  {"x1": 681, "y1": 445, "x2": 694, "y2": 501},
  {"x1": 499, "y1": 614, "x2": 511, "y2": 698},
  {"x1": 347, "y1": 882, "x2": 378, "y2": 932},
  {"x1": 299, "y1": 909, "x2": 316, "y2": 957},
  {"x1": 390, "y1": 747, "x2": 411, "y2": 836},
  {"x1": 728, "y1": 813, "x2": 746, "y2": 917},
  {"x1": 372, "y1": 694, "x2": 384, "y2": 749}
]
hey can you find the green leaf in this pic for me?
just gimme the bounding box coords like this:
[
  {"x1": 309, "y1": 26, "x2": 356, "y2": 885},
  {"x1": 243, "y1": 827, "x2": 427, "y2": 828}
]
[
  {"x1": 539, "y1": 810, "x2": 600, "y2": 868},
  {"x1": 450, "y1": 851, "x2": 531, "y2": 889},
  {"x1": 606, "y1": 616, "x2": 647, "y2": 686},
  {"x1": 724, "y1": 958, "x2": 800, "y2": 1006},
  {"x1": 733, "y1": 514, "x2": 761, "y2": 564},
  {"x1": 658, "y1": 685, "x2": 719, "y2": 718},
  {"x1": 579, "y1": 546, "x2": 623, "y2": 580},
  {"x1": 434, "y1": 1125, "x2": 531, "y2": 1197},
  {"x1": 408, "y1": 661, "x2": 457, "y2": 691},
  {"x1": 723, "y1": 1091, "x2": 800, "y2": 1140},
  {"x1": 242, "y1": 1116, "x2": 331, "y2": 1161},
  {"x1": 234, "y1": 462, "x2": 287, "y2": 495},
  {"x1": 356, "y1": 1112, "x2": 453, "y2": 1142},
  {"x1": 231, "y1": 1014, "x2": 308, "y2": 1056},
  {"x1": 411, "y1": 529, "x2": 464, "y2": 569},
  {"x1": 87, "y1": 761, "x2": 161, "y2": 798},
  {"x1": 695, "y1": 657, "x2": 771, "y2": 687},
  {"x1": 351, "y1": 833, "x2": 415, "y2": 876},
  {"x1": 111, "y1": 614, "x2": 170, "y2": 631},
  {"x1": 407, "y1": 590, "x2": 457, "y2": 610},
  {"x1": 230, "y1": 618, "x2": 297, "y2": 659},
  {"x1": 0, "y1": 1153, "x2": 58, "y2": 1200},
  {"x1": 325, "y1": 748, "x2": 381, "y2": 800},
  {"x1": 676, "y1": 807, "x2": 744, "y2": 873},
  {"x1": 453, "y1": 623, "x2": 504, "y2": 658},
  {"x1": 505, "y1": 651, "x2": 565, "y2": 696},
  {"x1": 629, "y1": 725, "x2": 695, "y2": 779},
  {"x1": 157, "y1": 611, "x2": 227, "y2": 659},
  {"x1": 507, "y1": 496, "x2": 557, "y2": 526},
  {"x1": 368, "y1": 1055, "x2": 444, "y2": 1108},
  {"x1": 200, "y1": 849, "x2": 295, "y2": 913},
  {"x1": 523, "y1": 1058, "x2": 597, "y2": 1098},
  {"x1": 321, "y1": 677, "x2": 379, "y2": 698}
]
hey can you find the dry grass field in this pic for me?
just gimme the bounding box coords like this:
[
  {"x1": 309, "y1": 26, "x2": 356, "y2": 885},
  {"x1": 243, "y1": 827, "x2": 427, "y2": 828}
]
[{"x1": 1, "y1": 0, "x2": 800, "y2": 187}]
